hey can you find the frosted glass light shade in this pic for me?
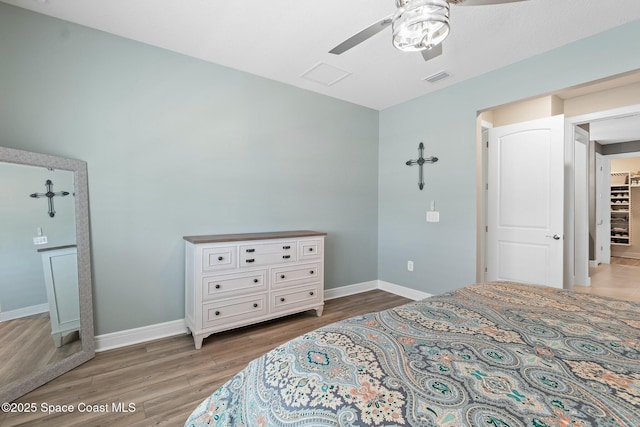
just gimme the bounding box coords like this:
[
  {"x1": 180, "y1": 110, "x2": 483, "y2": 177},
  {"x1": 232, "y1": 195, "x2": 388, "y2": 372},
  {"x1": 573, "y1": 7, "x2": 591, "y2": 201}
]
[{"x1": 392, "y1": 0, "x2": 450, "y2": 51}]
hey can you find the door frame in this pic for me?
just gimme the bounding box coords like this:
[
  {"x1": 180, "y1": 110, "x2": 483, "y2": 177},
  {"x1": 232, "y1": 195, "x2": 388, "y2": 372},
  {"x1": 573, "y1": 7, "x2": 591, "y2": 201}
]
[
  {"x1": 603, "y1": 150, "x2": 640, "y2": 258},
  {"x1": 594, "y1": 151, "x2": 610, "y2": 266},
  {"x1": 476, "y1": 120, "x2": 492, "y2": 283},
  {"x1": 477, "y1": 102, "x2": 640, "y2": 288},
  {"x1": 573, "y1": 126, "x2": 590, "y2": 286},
  {"x1": 566, "y1": 103, "x2": 640, "y2": 281}
]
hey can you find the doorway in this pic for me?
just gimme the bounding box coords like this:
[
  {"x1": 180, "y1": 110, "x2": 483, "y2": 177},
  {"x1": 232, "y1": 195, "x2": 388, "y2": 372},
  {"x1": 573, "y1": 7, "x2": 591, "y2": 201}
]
[
  {"x1": 581, "y1": 152, "x2": 640, "y2": 301},
  {"x1": 567, "y1": 108, "x2": 640, "y2": 297},
  {"x1": 575, "y1": 112, "x2": 640, "y2": 263},
  {"x1": 478, "y1": 96, "x2": 640, "y2": 294}
]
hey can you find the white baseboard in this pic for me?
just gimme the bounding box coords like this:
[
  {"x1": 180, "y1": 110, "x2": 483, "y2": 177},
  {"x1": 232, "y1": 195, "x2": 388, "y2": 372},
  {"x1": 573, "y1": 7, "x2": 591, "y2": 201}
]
[
  {"x1": 324, "y1": 280, "x2": 378, "y2": 300},
  {"x1": 378, "y1": 280, "x2": 432, "y2": 301},
  {"x1": 94, "y1": 280, "x2": 427, "y2": 352},
  {"x1": 0, "y1": 303, "x2": 49, "y2": 322},
  {"x1": 95, "y1": 319, "x2": 187, "y2": 352},
  {"x1": 611, "y1": 251, "x2": 640, "y2": 259},
  {"x1": 589, "y1": 260, "x2": 599, "y2": 269}
]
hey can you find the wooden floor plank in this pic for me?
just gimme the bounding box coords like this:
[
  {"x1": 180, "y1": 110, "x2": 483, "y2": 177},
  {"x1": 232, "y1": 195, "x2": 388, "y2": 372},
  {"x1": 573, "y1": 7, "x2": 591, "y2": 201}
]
[
  {"x1": 576, "y1": 257, "x2": 640, "y2": 303},
  {"x1": 0, "y1": 313, "x2": 81, "y2": 391},
  {"x1": 4, "y1": 290, "x2": 411, "y2": 426}
]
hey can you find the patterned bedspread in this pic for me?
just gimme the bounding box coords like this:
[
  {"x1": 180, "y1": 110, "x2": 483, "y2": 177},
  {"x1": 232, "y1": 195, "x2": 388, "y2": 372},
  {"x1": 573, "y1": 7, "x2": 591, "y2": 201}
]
[{"x1": 185, "y1": 282, "x2": 640, "y2": 426}]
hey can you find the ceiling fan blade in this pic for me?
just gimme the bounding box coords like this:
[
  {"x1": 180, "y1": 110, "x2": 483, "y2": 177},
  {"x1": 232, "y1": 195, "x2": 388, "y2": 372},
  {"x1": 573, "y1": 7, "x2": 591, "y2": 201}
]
[
  {"x1": 329, "y1": 17, "x2": 392, "y2": 55},
  {"x1": 451, "y1": 0, "x2": 527, "y2": 5},
  {"x1": 421, "y1": 43, "x2": 443, "y2": 61}
]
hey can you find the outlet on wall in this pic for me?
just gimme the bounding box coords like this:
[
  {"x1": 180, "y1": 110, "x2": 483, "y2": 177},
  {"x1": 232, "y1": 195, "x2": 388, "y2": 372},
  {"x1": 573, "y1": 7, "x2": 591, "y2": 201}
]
[{"x1": 407, "y1": 260, "x2": 414, "y2": 272}]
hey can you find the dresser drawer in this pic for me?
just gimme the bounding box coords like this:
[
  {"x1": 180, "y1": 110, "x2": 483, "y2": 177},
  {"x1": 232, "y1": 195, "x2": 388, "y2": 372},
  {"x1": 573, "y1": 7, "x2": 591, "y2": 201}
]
[
  {"x1": 202, "y1": 270, "x2": 267, "y2": 301},
  {"x1": 202, "y1": 295, "x2": 267, "y2": 328},
  {"x1": 239, "y1": 241, "x2": 296, "y2": 267},
  {"x1": 299, "y1": 239, "x2": 323, "y2": 261},
  {"x1": 202, "y1": 246, "x2": 237, "y2": 272},
  {"x1": 272, "y1": 285, "x2": 321, "y2": 313},
  {"x1": 271, "y1": 263, "x2": 320, "y2": 288}
]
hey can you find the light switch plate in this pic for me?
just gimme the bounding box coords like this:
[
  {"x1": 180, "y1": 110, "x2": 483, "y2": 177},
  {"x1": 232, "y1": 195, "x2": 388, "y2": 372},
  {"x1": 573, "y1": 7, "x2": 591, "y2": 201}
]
[{"x1": 426, "y1": 211, "x2": 440, "y2": 222}]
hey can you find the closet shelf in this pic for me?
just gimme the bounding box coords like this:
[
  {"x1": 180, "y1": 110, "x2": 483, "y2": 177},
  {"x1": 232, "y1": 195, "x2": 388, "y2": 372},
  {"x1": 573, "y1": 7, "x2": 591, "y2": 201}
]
[{"x1": 610, "y1": 171, "x2": 632, "y2": 247}]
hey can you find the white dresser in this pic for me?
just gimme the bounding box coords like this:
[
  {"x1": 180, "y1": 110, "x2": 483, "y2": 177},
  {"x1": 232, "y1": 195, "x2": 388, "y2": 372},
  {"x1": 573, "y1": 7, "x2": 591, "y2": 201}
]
[
  {"x1": 39, "y1": 245, "x2": 80, "y2": 347},
  {"x1": 184, "y1": 230, "x2": 326, "y2": 349}
]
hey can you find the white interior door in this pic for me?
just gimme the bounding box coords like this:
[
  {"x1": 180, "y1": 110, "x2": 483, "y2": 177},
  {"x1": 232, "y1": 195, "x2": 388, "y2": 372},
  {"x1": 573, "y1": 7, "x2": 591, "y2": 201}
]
[{"x1": 487, "y1": 115, "x2": 565, "y2": 288}]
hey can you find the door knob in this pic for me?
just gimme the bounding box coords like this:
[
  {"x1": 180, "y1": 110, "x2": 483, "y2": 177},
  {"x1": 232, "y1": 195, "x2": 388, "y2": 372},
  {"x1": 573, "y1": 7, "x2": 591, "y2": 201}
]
[{"x1": 546, "y1": 234, "x2": 561, "y2": 240}]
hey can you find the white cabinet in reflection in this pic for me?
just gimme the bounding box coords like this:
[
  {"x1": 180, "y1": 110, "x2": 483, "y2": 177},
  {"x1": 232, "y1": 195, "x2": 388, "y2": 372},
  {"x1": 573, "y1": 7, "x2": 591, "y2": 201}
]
[{"x1": 39, "y1": 245, "x2": 80, "y2": 347}]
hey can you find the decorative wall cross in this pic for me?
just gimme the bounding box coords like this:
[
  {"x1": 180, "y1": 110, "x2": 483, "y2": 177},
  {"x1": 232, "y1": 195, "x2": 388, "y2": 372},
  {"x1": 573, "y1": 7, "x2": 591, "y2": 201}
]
[
  {"x1": 30, "y1": 179, "x2": 70, "y2": 218},
  {"x1": 405, "y1": 142, "x2": 438, "y2": 190}
]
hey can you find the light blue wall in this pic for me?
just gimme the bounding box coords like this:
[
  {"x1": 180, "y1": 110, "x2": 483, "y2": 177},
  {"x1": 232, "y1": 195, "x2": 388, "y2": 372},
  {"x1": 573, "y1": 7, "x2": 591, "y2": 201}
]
[
  {"x1": 378, "y1": 20, "x2": 640, "y2": 294},
  {"x1": 3, "y1": 2, "x2": 640, "y2": 335},
  {"x1": 0, "y1": 4, "x2": 379, "y2": 334}
]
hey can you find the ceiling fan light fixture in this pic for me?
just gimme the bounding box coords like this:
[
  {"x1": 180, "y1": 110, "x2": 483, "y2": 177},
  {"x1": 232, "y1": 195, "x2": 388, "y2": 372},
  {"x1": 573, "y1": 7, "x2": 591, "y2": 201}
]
[{"x1": 392, "y1": 0, "x2": 450, "y2": 52}]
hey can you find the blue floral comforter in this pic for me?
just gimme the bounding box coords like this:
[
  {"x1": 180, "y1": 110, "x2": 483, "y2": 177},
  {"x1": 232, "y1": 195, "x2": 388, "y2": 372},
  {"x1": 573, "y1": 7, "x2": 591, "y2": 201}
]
[{"x1": 185, "y1": 282, "x2": 640, "y2": 426}]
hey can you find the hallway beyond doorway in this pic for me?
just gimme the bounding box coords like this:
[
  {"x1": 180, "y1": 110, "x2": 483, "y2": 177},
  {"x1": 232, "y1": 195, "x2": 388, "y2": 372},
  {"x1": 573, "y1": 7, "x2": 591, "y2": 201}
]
[{"x1": 575, "y1": 257, "x2": 640, "y2": 302}]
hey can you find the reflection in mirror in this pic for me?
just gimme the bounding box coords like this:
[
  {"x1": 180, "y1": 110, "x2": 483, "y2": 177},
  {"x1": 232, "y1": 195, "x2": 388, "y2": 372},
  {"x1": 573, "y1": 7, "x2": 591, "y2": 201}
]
[{"x1": 0, "y1": 146, "x2": 94, "y2": 403}]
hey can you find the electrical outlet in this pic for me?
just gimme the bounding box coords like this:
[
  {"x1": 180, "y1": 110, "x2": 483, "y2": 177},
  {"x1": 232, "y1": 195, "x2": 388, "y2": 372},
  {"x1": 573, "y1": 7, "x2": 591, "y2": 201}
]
[
  {"x1": 407, "y1": 261, "x2": 414, "y2": 272},
  {"x1": 33, "y1": 236, "x2": 48, "y2": 245}
]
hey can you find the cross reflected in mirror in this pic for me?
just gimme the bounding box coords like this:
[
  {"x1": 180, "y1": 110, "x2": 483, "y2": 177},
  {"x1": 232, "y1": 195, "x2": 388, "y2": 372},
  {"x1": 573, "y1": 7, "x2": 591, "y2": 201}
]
[
  {"x1": 405, "y1": 142, "x2": 438, "y2": 190},
  {"x1": 30, "y1": 179, "x2": 70, "y2": 217}
]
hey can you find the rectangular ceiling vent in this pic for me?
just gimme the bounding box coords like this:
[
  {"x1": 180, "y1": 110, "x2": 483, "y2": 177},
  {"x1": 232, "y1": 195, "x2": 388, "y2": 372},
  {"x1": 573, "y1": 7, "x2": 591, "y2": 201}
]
[
  {"x1": 301, "y1": 62, "x2": 351, "y2": 87},
  {"x1": 423, "y1": 71, "x2": 451, "y2": 84}
]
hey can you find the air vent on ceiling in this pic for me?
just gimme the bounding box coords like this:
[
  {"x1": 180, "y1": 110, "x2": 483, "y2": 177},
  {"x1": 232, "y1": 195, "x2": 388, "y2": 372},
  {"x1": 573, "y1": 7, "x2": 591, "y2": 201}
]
[
  {"x1": 423, "y1": 71, "x2": 451, "y2": 84},
  {"x1": 301, "y1": 62, "x2": 351, "y2": 87}
]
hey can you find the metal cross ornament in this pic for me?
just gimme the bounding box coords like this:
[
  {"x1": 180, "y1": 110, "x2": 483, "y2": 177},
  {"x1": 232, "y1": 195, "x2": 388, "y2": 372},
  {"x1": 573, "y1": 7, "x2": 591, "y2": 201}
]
[
  {"x1": 30, "y1": 179, "x2": 70, "y2": 217},
  {"x1": 405, "y1": 142, "x2": 438, "y2": 190}
]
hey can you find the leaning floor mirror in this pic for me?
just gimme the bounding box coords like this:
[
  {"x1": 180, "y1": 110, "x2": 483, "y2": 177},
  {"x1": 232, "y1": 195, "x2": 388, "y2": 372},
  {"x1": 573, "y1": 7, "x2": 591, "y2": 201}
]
[{"x1": 0, "y1": 146, "x2": 94, "y2": 402}]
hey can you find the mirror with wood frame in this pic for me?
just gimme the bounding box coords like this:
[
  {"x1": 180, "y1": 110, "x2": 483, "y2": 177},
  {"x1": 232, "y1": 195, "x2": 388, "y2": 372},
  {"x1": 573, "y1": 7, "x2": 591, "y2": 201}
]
[{"x1": 0, "y1": 146, "x2": 94, "y2": 402}]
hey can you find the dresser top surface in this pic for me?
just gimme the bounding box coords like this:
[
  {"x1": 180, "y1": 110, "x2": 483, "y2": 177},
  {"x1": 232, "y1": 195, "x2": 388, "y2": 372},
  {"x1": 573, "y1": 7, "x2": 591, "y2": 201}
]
[
  {"x1": 183, "y1": 230, "x2": 326, "y2": 244},
  {"x1": 37, "y1": 244, "x2": 77, "y2": 253}
]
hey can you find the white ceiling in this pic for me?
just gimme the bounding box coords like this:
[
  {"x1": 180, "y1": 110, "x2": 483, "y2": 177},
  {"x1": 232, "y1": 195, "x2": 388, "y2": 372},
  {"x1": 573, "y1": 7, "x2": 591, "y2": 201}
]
[
  {"x1": 591, "y1": 115, "x2": 640, "y2": 145},
  {"x1": 2, "y1": 0, "x2": 640, "y2": 110}
]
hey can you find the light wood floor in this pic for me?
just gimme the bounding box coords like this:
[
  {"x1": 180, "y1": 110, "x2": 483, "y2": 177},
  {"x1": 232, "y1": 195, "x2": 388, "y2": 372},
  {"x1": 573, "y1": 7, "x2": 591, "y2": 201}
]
[
  {"x1": 0, "y1": 313, "x2": 81, "y2": 391},
  {"x1": 5, "y1": 273, "x2": 637, "y2": 427},
  {"x1": 1, "y1": 290, "x2": 411, "y2": 427},
  {"x1": 574, "y1": 257, "x2": 640, "y2": 302}
]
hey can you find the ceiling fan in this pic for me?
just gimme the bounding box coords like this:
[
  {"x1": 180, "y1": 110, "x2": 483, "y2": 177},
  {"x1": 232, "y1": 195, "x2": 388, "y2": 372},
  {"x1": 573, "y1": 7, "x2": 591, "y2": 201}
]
[{"x1": 329, "y1": 0, "x2": 528, "y2": 62}]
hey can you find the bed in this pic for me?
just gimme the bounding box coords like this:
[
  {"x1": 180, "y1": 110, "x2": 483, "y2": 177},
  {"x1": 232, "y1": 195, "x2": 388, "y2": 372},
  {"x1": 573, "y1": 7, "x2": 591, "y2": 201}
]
[{"x1": 185, "y1": 282, "x2": 640, "y2": 426}]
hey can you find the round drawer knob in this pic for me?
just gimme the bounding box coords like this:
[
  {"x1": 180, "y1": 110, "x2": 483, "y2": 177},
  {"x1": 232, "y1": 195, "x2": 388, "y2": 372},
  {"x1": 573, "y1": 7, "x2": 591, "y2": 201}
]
[
  {"x1": 280, "y1": 297, "x2": 285, "y2": 302},
  {"x1": 253, "y1": 278, "x2": 259, "y2": 283},
  {"x1": 308, "y1": 248, "x2": 313, "y2": 252},
  {"x1": 253, "y1": 303, "x2": 258, "y2": 308},
  {"x1": 217, "y1": 256, "x2": 223, "y2": 261},
  {"x1": 215, "y1": 311, "x2": 220, "y2": 316},
  {"x1": 280, "y1": 274, "x2": 286, "y2": 279},
  {"x1": 309, "y1": 291, "x2": 314, "y2": 296},
  {"x1": 310, "y1": 270, "x2": 314, "y2": 274},
  {"x1": 215, "y1": 284, "x2": 221, "y2": 289}
]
